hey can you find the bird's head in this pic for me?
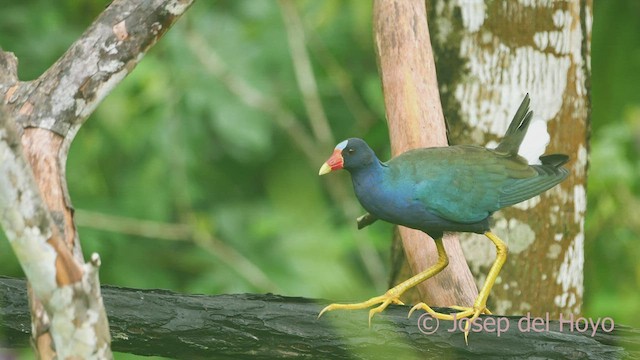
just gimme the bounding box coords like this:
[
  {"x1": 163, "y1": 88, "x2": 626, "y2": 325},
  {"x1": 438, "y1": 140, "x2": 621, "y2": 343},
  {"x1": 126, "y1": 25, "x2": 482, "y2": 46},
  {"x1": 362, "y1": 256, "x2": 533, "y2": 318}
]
[{"x1": 319, "y1": 138, "x2": 377, "y2": 175}]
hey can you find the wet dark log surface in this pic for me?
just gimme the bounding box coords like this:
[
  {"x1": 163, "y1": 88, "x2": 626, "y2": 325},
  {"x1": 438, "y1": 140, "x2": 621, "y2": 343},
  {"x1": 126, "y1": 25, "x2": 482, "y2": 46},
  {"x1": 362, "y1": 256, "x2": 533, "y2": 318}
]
[{"x1": 1, "y1": 277, "x2": 638, "y2": 359}]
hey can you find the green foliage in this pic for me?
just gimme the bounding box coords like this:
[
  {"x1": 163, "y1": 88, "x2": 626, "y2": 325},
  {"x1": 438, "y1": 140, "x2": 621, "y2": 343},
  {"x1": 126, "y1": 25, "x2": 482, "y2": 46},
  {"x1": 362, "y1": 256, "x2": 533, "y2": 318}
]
[
  {"x1": 584, "y1": 108, "x2": 640, "y2": 325},
  {"x1": 590, "y1": 0, "x2": 640, "y2": 133},
  {"x1": 0, "y1": 0, "x2": 391, "y2": 302},
  {"x1": 584, "y1": 0, "x2": 640, "y2": 328},
  {"x1": 0, "y1": 0, "x2": 639, "y2": 357}
]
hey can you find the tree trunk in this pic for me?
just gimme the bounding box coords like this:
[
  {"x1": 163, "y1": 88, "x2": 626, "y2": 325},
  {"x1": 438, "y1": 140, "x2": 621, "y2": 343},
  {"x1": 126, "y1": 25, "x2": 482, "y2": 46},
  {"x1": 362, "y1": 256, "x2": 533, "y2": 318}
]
[
  {"x1": 373, "y1": 0, "x2": 478, "y2": 307},
  {"x1": 427, "y1": 0, "x2": 591, "y2": 317},
  {"x1": 0, "y1": 0, "x2": 194, "y2": 357}
]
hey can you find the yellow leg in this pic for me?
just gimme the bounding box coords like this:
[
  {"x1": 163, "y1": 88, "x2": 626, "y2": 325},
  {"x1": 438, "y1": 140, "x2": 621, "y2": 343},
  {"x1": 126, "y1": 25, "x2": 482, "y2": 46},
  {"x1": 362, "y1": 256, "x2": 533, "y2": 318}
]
[
  {"x1": 409, "y1": 231, "x2": 507, "y2": 343},
  {"x1": 318, "y1": 237, "x2": 449, "y2": 326}
]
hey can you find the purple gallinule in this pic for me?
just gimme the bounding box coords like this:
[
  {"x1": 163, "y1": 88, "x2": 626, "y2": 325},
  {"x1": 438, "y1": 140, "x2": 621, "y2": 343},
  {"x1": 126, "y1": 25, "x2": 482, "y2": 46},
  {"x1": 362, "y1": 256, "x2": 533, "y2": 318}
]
[{"x1": 318, "y1": 94, "x2": 569, "y2": 341}]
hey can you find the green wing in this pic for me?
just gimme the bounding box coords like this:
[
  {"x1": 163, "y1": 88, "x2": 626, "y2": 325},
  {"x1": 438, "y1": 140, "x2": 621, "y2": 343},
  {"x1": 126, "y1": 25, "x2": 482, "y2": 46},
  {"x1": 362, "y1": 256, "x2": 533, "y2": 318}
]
[
  {"x1": 388, "y1": 146, "x2": 567, "y2": 223},
  {"x1": 498, "y1": 160, "x2": 569, "y2": 208}
]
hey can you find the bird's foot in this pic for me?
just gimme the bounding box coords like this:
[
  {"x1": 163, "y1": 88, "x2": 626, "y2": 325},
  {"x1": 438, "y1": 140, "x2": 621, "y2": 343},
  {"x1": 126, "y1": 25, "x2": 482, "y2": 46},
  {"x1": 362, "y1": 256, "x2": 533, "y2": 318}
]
[
  {"x1": 408, "y1": 302, "x2": 491, "y2": 344},
  {"x1": 318, "y1": 291, "x2": 404, "y2": 326}
]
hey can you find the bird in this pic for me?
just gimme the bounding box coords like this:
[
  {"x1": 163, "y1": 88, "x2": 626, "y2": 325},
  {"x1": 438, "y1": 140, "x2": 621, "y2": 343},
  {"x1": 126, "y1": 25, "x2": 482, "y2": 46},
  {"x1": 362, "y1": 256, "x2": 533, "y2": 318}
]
[{"x1": 317, "y1": 94, "x2": 569, "y2": 341}]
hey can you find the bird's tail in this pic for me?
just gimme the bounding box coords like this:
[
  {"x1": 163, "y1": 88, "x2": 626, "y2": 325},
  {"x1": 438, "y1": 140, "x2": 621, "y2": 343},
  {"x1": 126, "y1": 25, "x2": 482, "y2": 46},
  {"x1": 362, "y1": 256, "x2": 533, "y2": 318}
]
[
  {"x1": 539, "y1": 154, "x2": 569, "y2": 168},
  {"x1": 494, "y1": 94, "x2": 533, "y2": 156}
]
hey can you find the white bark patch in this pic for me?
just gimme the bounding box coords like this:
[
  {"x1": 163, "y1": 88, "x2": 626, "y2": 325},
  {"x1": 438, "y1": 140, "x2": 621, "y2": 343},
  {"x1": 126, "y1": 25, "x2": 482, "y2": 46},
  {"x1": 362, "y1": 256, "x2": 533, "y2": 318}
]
[
  {"x1": 102, "y1": 40, "x2": 119, "y2": 55},
  {"x1": 553, "y1": 184, "x2": 586, "y2": 310},
  {"x1": 518, "y1": 0, "x2": 554, "y2": 7},
  {"x1": 50, "y1": 28, "x2": 105, "y2": 117},
  {"x1": 584, "y1": 4, "x2": 593, "y2": 73},
  {"x1": 574, "y1": 144, "x2": 587, "y2": 177},
  {"x1": 554, "y1": 231, "x2": 584, "y2": 308},
  {"x1": 434, "y1": 1, "x2": 453, "y2": 43},
  {"x1": 39, "y1": 117, "x2": 57, "y2": 129},
  {"x1": 506, "y1": 218, "x2": 536, "y2": 253},
  {"x1": 546, "y1": 243, "x2": 562, "y2": 259},
  {"x1": 533, "y1": 32, "x2": 549, "y2": 50},
  {"x1": 512, "y1": 196, "x2": 541, "y2": 210},
  {"x1": 548, "y1": 208, "x2": 558, "y2": 225},
  {"x1": 548, "y1": 186, "x2": 570, "y2": 205},
  {"x1": 493, "y1": 299, "x2": 513, "y2": 315},
  {"x1": 0, "y1": 136, "x2": 58, "y2": 298},
  {"x1": 49, "y1": 286, "x2": 74, "y2": 313},
  {"x1": 166, "y1": 0, "x2": 192, "y2": 15},
  {"x1": 151, "y1": 22, "x2": 163, "y2": 35},
  {"x1": 75, "y1": 68, "x2": 128, "y2": 119},
  {"x1": 454, "y1": 0, "x2": 583, "y2": 139},
  {"x1": 10, "y1": 226, "x2": 58, "y2": 297},
  {"x1": 533, "y1": 28, "x2": 572, "y2": 56},
  {"x1": 98, "y1": 59, "x2": 124, "y2": 73},
  {"x1": 457, "y1": 0, "x2": 486, "y2": 32},
  {"x1": 49, "y1": 287, "x2": 75, "y2": 344},
  {"x1": 573, "y1": 185, "x2": 586, "y2": 223},
  {"x1": 72, "y1": 311, "x2": 101, "y2": 352},
  {"x1": 459, "y1": 232, "x2": 497, "y2": 269},
  {"x1": 49, "y1": 287, "x2": 98, "y2": 358},
  {"x1": 553, "y1": 9, "x2": 570, "y2": 28},
  {"x1": 455, "y1": 44, "x2": 570, "y2": 138},
  {"x1": 44, "y1": 258, "x2": 107, "y2": 359},
  {"x1": 460, "y1": 217, "x2": 535, "y2": 270},
  {"x1": 50, "y1": 21, "x2": 133, "y2": 124}
]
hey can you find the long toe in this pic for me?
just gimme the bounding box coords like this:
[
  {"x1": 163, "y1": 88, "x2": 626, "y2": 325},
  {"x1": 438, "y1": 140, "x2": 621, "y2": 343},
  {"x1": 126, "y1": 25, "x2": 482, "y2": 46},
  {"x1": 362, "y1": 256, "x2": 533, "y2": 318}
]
[
  {"x1": 408, "y1": 302, "x2": 475, "y2": 321},
  {"x1": 449, "y1": 305, "x2": 491, "y2": 315},
  {"x1": 463, "y1": 306, "x2": 487, "y2": 344},
  {"x1": 318, "y1": 292, "x2": 403, "y2": 323}
]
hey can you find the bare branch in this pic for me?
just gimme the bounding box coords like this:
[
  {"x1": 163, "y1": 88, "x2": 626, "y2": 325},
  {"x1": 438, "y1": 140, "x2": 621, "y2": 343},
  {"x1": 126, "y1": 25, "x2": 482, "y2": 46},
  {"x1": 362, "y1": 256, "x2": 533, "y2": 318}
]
[
  {"x1": 308, "y1": 36, "x2": 379, "y2": 131},
  {"x1": 75, "y1": 210, "x2": 192, "y2": 241},
  {"x1": 278, "y1": 0, "x2": 334, "y2": 146},
  {"x1": 75, "y1": 209, "x2": 280, "y2": 292},
  {"x1": 2, "y1": 0, "x2": 194, "y2": 140}
]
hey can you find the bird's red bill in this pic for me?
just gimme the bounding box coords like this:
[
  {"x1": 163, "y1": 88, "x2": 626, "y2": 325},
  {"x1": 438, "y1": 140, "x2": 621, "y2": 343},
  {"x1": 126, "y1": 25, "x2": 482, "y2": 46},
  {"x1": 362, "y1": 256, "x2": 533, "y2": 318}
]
[{"x1": 319, "y1": 149, "x2": 344, "y2": 175}]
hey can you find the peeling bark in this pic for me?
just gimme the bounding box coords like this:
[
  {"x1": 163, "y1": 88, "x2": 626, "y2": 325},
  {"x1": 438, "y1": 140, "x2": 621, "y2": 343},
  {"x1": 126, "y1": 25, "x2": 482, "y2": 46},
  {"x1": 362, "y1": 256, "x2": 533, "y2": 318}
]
[
  {"x1": 428, "y1": 0, "x2": 591, "y2": 317},
  {"x1": 0, "y1": 0, "x2": 194, "y2": 358},
  {"x1": 1, "y1": 105, "x2": 107, "y2": 358}
]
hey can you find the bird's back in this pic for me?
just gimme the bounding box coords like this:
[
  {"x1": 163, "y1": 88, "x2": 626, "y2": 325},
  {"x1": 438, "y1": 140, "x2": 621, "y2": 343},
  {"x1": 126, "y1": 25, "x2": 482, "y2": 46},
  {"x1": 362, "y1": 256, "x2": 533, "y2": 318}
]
[{"x1": 384, "y1": 145, "x2": 567, "y2": 225}]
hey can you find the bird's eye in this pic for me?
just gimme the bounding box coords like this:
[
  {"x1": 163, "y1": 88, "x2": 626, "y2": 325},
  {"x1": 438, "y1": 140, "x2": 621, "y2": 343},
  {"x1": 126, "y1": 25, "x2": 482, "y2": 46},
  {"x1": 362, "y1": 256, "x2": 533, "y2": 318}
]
[{"x1": 347, "y1": 148, "x2": 355, "y2": 154}]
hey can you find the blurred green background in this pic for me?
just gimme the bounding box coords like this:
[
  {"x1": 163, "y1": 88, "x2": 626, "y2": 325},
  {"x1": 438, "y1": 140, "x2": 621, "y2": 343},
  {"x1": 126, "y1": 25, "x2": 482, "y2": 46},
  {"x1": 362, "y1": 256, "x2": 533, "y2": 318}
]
[{"x1": 0, "y1": 0, "x2": 638, "y2": 357}]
